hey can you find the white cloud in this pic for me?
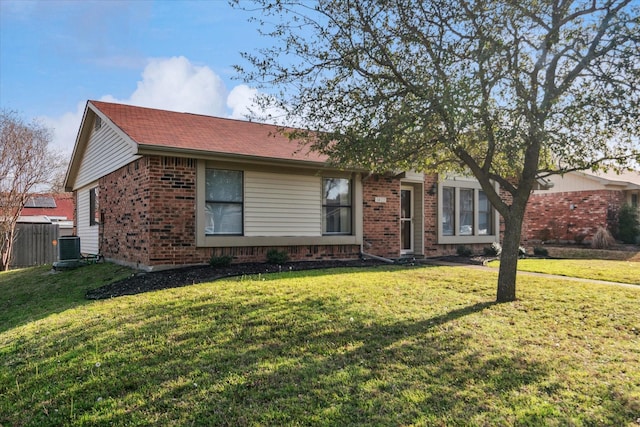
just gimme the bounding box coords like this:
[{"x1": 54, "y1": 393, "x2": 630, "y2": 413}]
[
  {"x1": 40, "y1": 102, "x2": 85, "y2": 157},
  {"x1": 42, "y1": 56, "x2": 262, "y2": 157},
  {"x1": 104, "y1": 56, "x2": 228, "y2": 116},
  {"x1": 227, "y1": 84, "x2": 259, "y2": 120}
]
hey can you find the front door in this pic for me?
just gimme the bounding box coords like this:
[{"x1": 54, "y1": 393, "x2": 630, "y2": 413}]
[{"x1": 400, "y1": 187, "x2": 413, "y2": 254}]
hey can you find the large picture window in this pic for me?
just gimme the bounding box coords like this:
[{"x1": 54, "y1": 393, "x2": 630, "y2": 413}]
[
  {"x1": 323, "y1": 178, "x2": 352, "y2": 235},
  {"x1": 439, "y1": 179, "x2": 498, "y2": 244},
  {"x1": 205, "y1": 169, "x2": 243, "y2": 235}
]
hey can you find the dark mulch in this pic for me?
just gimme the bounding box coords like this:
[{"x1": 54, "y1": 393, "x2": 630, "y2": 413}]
[{"x1": 85, "y1": 259, "x2": 391, "y2": 300}]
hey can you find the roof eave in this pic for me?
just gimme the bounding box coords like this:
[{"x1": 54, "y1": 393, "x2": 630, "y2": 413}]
[{"x1": 136, "y1": 144, "x2": 367, "y2": 172}]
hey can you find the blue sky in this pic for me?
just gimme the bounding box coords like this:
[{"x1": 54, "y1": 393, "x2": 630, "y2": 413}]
[{"x1": 0, "y1": 0, "x2": 273, "y2": 155}]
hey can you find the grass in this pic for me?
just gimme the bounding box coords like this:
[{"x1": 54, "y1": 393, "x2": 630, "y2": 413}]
[
  {"x1": 1, "y1": 263, "x2": 639, "y2": 426},
  {"x1": 487, "y1": 258, "x2": 640, "y2": 285}
]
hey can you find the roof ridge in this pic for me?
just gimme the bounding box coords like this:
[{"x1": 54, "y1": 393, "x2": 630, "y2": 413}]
[{"x1": 89, "y1": 100, "x2": 288, "y2": 129}]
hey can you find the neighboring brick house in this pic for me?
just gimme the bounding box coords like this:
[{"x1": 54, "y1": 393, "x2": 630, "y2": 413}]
[
  {"x1": 523, "y1": 170, "x2": 640, "y2": 244},
  {"x1": 64, "y1": 101, "x2": 501, "y2": 270}
]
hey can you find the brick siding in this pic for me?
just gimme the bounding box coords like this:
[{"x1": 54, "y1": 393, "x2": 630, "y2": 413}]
[
  {"x1": 99, "y1": 157, "x2": 517, "y2": 269},
  {"x1": 100, "y1": 156, "x2": 359, "y2": 269},
  {"x1": 523, "y1": 189, "x2": 625, "y2": 243},
  {"x1": 362, "y1": 174, "x2": 401, "y2": 258}
]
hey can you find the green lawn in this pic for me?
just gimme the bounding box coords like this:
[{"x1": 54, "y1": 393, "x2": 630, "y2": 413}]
[
  {"x1": 487, "y1": 258, "x2": 640, "y2": 285},
  {"x1": 1, "y1": 263, "x2": 639, "y2": 426}
]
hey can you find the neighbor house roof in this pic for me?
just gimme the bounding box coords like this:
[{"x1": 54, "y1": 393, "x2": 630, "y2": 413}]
[
  {"x1": 580, "y1": 169, "x2": 640, "y2": 190},
  {"x1": 90, "y1": 101, "x2": 328, "y2": 164},
  {"x1": 20, "y1": 193, "x2": 75, "y2": 220}
]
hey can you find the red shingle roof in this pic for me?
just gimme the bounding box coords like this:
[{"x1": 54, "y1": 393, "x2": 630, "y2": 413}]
[
  {"x1": 90, "y1": 101, "x2": 328, "y2": 164},
  {"x1": 20, "y1": 193, "x2": 75, "y2": 219}
]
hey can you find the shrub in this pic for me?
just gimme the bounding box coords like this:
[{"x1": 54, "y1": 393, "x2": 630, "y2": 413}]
[
  {"x1": 574, "y1": 233, "x2": 587, "y2": 245},
  {"x1": 483, "y1": 242, "x2": 502, "y2": 257},
  {"x1": 533, "y1": 247, "x2": 549, "y2": 257},
  {"x1": 209, "y1": 255, "x2": 233, "y2": 268},
  {"x1": 591, "y1": 227, "x2": 615, "y2": 249},
  {"x1": 266, "y1": 249, "x2": 290, "y2": 264},
  {"x1": 519, "y1": 246, "x2": 527, "y2": 258},
  {"x1": 456, "y1": 245, "x2": 472, "y2": 257},
  {"x1": 617, "y1": 204, "x2": 640, "y2": 244}
]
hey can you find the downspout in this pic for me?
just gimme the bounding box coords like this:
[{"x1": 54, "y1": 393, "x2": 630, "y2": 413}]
[{"x1": 360, "y1": 249, "x2": 396, "y2": 264}]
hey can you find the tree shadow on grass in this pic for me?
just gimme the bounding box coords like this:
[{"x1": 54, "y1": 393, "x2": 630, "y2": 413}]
[
  {"x1": 10, "y1": 269, "x2": 634, "y2": 426},
  {"x1": 6, "y1": 294, "x2": 557, "y2": 426}
]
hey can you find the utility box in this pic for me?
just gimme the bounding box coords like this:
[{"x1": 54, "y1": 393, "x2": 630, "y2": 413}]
[{"x1": 58, "y1": 236, "x2": 81, "y2": 261}]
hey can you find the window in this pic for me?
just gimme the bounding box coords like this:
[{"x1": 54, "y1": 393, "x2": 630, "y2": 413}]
[
  {"x1": 478, "y1": 191, "x2": 493, "y2": 235},
  {"x1": 205, "y1": 169, "x2": 243, "y2": 235},
  {"x1": 459, "y1": 188, "x2": 474, "y2": 235},
  {"x1": 94, "y1": 116, "x2": 102, "y2": 131},
  {"x1": 439, "y1": 179, "x2": 498, "y2": 244},
  {"x1": 89, "y1": 187, "x2": 99, "y2": 226},
  {"x1": 442, "y1": 187, "x2": 454, "y2": 236},
  {"x1": 632, "y1": 193, "x2": 638, "y2": 209},
  {"x1": 323, "y1": 178, "x2": 352, "y2": 234}
]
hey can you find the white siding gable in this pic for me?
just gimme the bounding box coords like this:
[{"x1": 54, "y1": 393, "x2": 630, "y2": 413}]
[
  {"x1": 244, "y1": 171, "x2": 321, "y2": 236},
  {"x1": 534, "y1": 173, "x2": 606, "y2": 194},
  {"x1": 73, "y1": 119, "x2": 139, "y2": 190}
]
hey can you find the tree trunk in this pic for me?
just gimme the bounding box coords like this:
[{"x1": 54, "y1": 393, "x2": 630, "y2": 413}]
[
  {"x1": 1, "y1": 228, "x2": 15, "y2": 271},
  {"x1": 496, "y1": 214, "x2": 524, "y2": 303}
]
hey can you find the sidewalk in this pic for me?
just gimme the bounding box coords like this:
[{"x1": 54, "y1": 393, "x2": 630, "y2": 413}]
[{"x1": 420, "y1": 259, "x2": 639, "y2": 289}]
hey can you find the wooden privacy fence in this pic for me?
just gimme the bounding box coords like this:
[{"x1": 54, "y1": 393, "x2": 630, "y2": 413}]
[{"x1": 11, "y1": 223, "x2": 60, "y2": 268}]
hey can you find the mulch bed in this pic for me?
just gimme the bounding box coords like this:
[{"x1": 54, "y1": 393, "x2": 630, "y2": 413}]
[{"x1": 85, "y1": 259, "x2": 391, "y2": 300}]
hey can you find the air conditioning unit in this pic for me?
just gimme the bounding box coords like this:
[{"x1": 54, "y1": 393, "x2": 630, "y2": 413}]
[{"x1": 58, "y1": 236, "x2": 81, "y2": 261}]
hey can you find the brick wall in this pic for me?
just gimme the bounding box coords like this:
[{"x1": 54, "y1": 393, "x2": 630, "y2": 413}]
[
  {"x1": 209, "y1": 245, "x2": 361, "y2": 263},
  {"x1": 423, "y1": 174, "x2": 443, "y2": 256},
  {"x1": 524, "y1": 189, "x2": 625, "y2": 243},
  {"x1": 100, "y1": 158, "x2": 523, "y2": 268},
  {"x1": 362, "y1": 174, "x2": 401, "y2": 258},
  {"x1": 146, "y1": 156, "x2": 199, "y2": 265},
  {"x1": 100, "y1": 158, "x2": 152, "y2": 267},
  {"x1": 100, "y1": 156, "x2": 360, "y2": 269}
]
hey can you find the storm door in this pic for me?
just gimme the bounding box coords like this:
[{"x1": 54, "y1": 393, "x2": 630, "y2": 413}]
[{"x1": 400, "y1": 187, "x2": 413, "y2": 253}]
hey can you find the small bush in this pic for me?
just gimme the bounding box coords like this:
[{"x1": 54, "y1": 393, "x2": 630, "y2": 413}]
[
  {"x1": 617, "y1": 204, "x2": 640, "y2": 244},
  {"x1": 533, "y1": 247, "x2": 549, "y2": 257},
  {"x1": 209, "y1": 255, "x2": 233, "y2": 268},
  {"x1": 456, "y1": 245, "x2": 473, "y2": 257},
  {"x1": 483, "y1": 242, "x2": 502, "y2": 257},
  {"x1": 574, "y1": 233, "x2": 587, "y2": 245},
  {"x1": 266, "y1": 249, "x2": 290, "y2": 264},
  {"x1": 591, "y1": 227, "x2": 615, "y2": 249}
]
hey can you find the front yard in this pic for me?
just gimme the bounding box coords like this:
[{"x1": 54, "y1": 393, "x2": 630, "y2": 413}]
[
  {"x1": 487, "y1": 258, "x2": 640, "y2": 285},
  {"x1": 1, "y1": 262, "x2": 639, "y2": 426}
]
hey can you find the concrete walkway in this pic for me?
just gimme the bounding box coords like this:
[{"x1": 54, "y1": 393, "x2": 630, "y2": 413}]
[{"x1": 420, "y1": 259, "x2": 640, "y2": 289}]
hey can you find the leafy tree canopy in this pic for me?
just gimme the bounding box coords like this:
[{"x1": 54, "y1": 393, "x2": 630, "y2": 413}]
[{"x1": 234, "y1": 0, "x2": 640, "y2": 301}]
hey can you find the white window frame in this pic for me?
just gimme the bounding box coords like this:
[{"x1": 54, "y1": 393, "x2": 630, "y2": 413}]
[
  {"x1": 322, "y1": 177, "x2": 353, "y2": 235},
  {"x1": 437, "y1": 177, "x2": 499, "y2": 244},
  {"x1": 204, "y1": 168, "x2": 244, "y2": 236}
]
